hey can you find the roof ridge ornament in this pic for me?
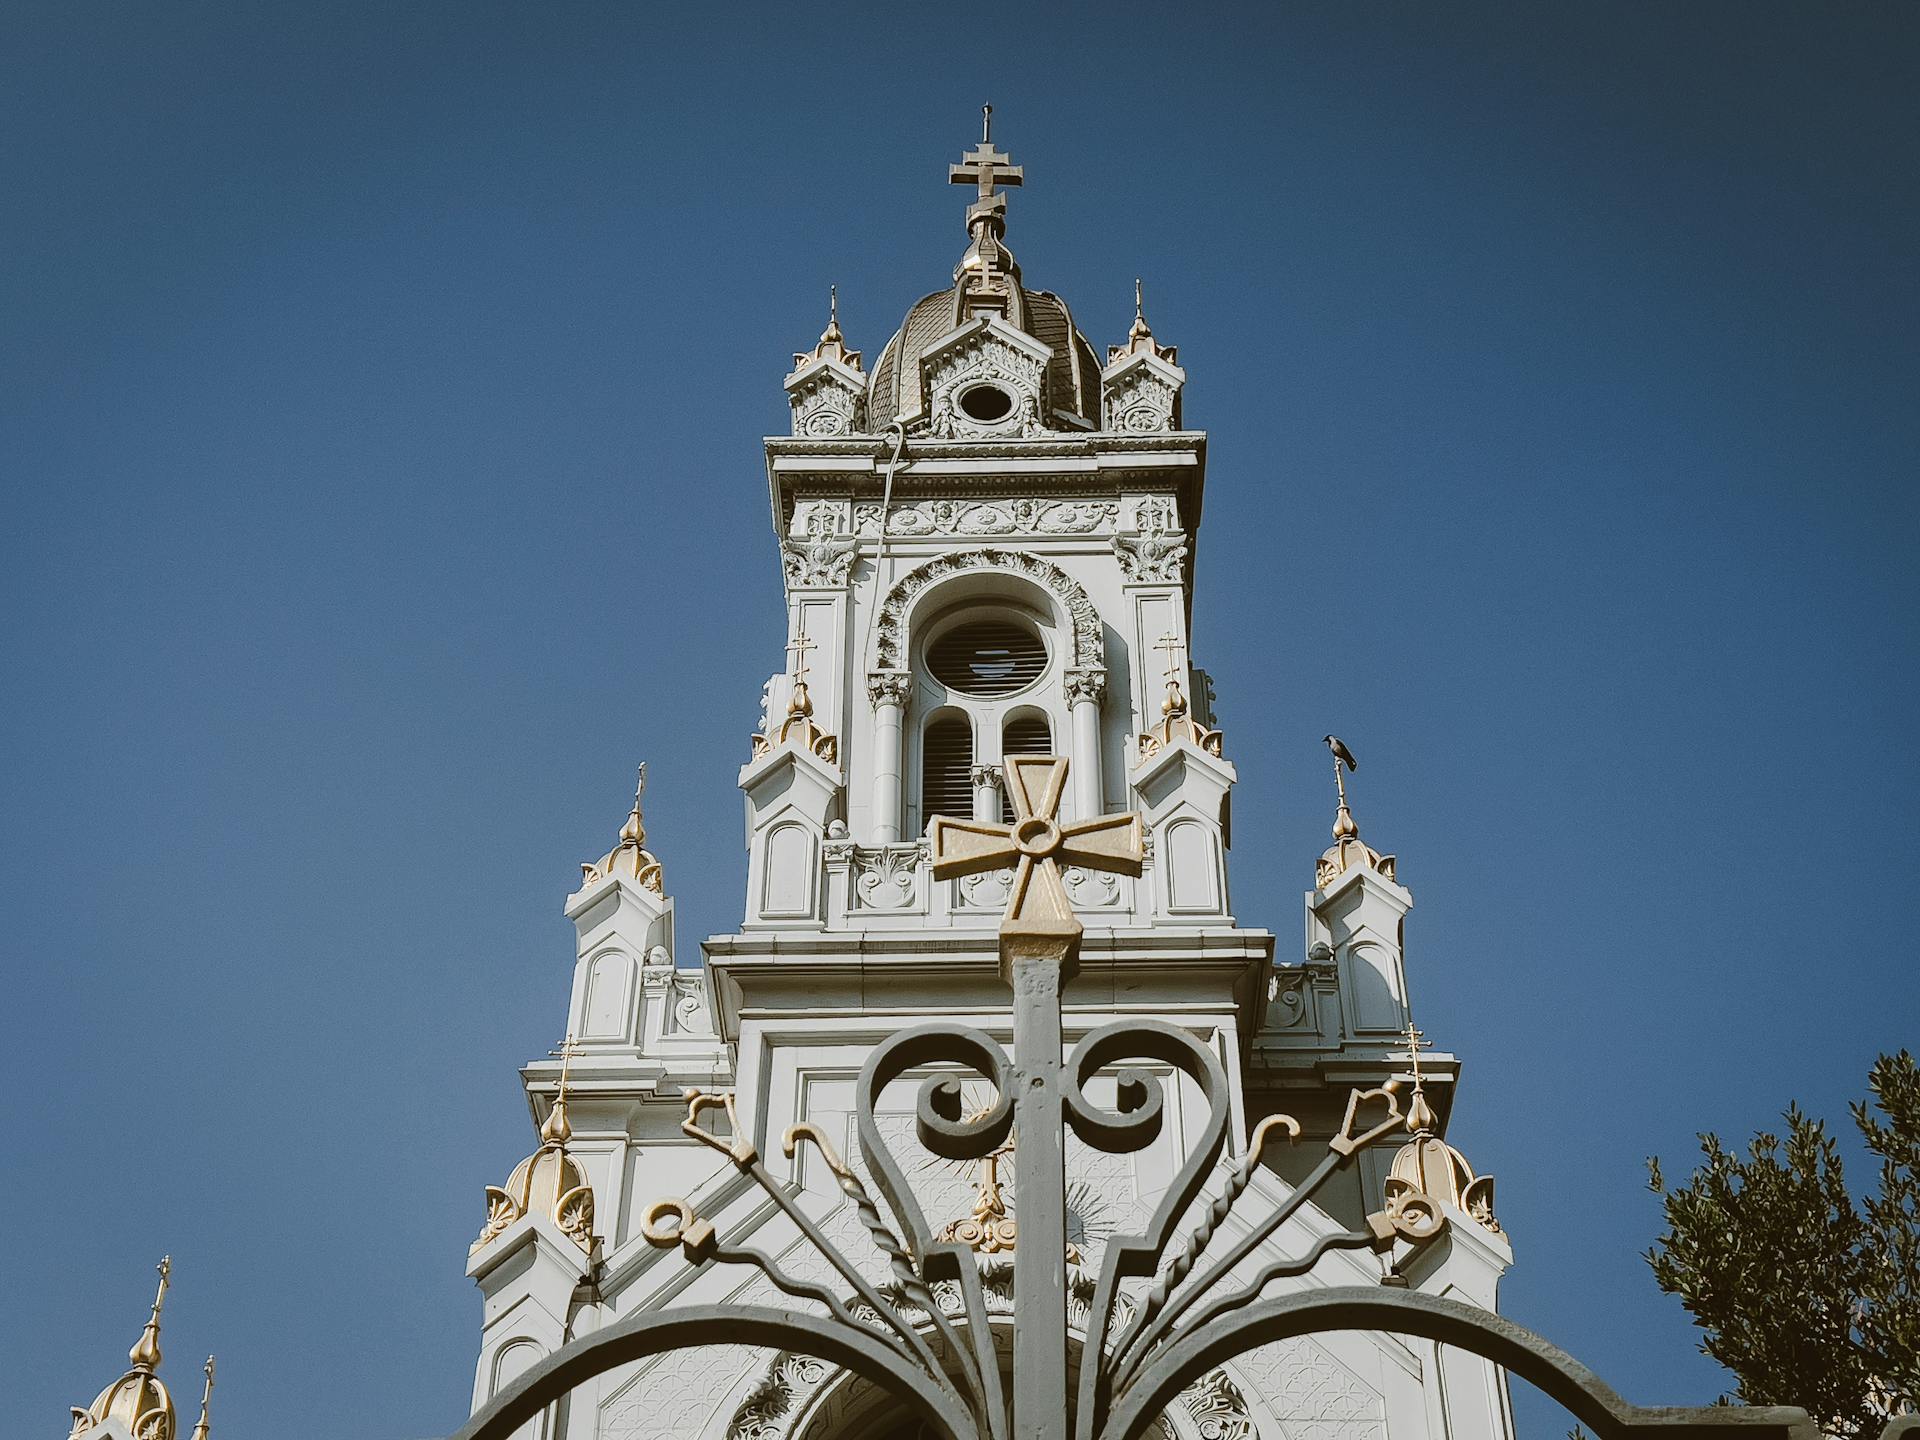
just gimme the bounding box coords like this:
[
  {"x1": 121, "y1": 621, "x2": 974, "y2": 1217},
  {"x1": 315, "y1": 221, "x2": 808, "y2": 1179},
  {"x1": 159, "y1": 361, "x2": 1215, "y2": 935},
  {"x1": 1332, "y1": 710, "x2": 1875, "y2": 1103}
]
[
  {"x1": 1383, "y1": 1018, "x2": 1501, "y2": 1235},
  {"x1": 71, "y1": 1257, "x2": 180, "y2": 1440},
  {"x1": 751, "y1": 625, "x2": 839, "y2": 764},
  {"x1": 1109, "y1": 277, "x2": 1178, "y2": 366},
  {"x1": 187, "y1": 1356, "x2": 214, "y2": 1440},
  {"x1": 471, "y1": 1034, "x2": 600, "y2": 1259}
]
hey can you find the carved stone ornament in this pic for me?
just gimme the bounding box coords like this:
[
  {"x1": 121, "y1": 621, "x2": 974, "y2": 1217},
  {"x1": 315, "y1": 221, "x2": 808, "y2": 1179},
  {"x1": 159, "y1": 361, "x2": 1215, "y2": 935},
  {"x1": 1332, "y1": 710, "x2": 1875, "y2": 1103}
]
[
  {"x1": 852, "y1": 497, "x2": 1117, "y2": 539},
  {"x1": 1176, "y1": 1368, "x2": 1256, "y2": 1440},
  {"x1": 919, "y1": 320, "x2": 1050, "y2": 439},
  {"x1": 865, "y1": 669, "x2": 914, "y2": 710},
  {"x1": 781, "y1": 532, "x2": 859, "y2": 588},
  {"x1": 788, "y1": 376, "x2": 864, "y2": 438},
  {"x1": 873, "y1": 550, "x2": 1104, "y2": 672},
  {"x1": 852, "y1": 844, "x2": 924, "y2": 911},
  {"x1": 1112, "y1": 495, "x2": 1189, "y2": 585},
  {"x1": 1062, "y1": 667, "x2": 1108, "y2": 707}
]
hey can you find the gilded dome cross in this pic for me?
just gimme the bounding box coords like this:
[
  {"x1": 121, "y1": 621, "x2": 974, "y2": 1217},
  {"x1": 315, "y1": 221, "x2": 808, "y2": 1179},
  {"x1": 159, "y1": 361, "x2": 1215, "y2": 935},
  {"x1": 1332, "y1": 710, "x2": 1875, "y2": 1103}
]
[{"x1": 949, "y1": 103, "x2": 1023, "y2": 228}]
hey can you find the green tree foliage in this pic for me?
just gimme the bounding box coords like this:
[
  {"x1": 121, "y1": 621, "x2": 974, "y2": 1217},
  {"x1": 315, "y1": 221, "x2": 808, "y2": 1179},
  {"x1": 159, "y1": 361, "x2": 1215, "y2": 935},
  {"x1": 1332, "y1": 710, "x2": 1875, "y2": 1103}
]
[{"x1": 1645, "y1": 1050, "x2": 1918, "y2": 1439}]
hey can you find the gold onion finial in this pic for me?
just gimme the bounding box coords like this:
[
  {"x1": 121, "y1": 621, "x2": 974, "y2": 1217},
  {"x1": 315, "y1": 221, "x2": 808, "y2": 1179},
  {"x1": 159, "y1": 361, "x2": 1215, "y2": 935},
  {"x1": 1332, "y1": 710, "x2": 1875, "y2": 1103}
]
[
  {"x1": 541, "y1": 1034, "x2": 576, "y2": 1147},
  {"x1": 1383, "y1": 1020, "x2": 1501, "y2": 1233},
  {"x1": 582, "y1": 764, "x2": 664, "y2": 893},
  {"x1": 188, "y1": 1356, "x2": 215, "y2": 1440},
  {"x1": 129, "y1": 1254, "x2": 171, "y2": 1371}
]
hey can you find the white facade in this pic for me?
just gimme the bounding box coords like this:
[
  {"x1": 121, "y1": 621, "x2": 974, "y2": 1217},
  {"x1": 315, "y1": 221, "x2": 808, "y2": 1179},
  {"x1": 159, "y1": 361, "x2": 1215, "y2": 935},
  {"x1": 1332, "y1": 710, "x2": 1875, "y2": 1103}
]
[{"x1": 464, "y1": 132, "x2": 1515, "y2": 1440}]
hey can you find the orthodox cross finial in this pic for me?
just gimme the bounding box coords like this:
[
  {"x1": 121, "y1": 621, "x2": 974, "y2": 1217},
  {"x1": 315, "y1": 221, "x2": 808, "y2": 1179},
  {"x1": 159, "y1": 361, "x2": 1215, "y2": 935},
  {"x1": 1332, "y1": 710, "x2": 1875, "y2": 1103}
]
[
  {"x1": 1153, "y1": 631, "x2": 1190, "y2": 717},
  {"x1": 929, "y1": 755, "x2": 1143, "y2": 951},
  {"x1": 188, "y1": 1356, "x2": 216, "y2": 1440},
  {"x1": 1131, "y1": 277, "x2": 1152, "y2": 341},
  {"x1": 129, "y1": 1255, "x2": 171, "y2": 1371},
  {"x1": 785, "y1": 628, "x2": 817, "y2": 685},
  {"x1": 620, "y1": 763, "x2": 647, "y2": 847},
  {"x1": 949, "y1": 105, "x2": 1024, "y2": 230}
]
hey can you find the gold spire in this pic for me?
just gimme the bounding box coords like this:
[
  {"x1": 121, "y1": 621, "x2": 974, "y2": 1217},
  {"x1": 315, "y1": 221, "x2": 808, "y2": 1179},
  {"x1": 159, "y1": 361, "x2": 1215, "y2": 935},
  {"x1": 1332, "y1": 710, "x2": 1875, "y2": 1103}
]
[
  {"x1": 1383, "y1": 1020, "x2": 1500, "y2": 1234},
  {"x1": 580, "y1": 765, "x2": 664, "y2": 893},
  {"x1": 472, "y1": 1035, "x2": 599, "y2": 1260},
  {"x1": 1316, "y1": 735, "x2": 1396, "y2": 887},
  {"x1": 1135, "y1": 631, "x2": 1222, "y2": 761},
  {"x1": 187, "y1": 1357, "x2": 214, "y2": 1440},
  {"x1": 71, "y1": 1258, "x2": 179, "y2": 1440}
]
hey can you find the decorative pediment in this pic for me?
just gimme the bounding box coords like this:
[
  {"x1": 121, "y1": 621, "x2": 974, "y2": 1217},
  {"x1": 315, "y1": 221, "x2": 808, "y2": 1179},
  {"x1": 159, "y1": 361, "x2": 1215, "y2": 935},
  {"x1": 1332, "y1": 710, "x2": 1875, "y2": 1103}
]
[
  {"x1": 785, "y1": 289, "x2": 868, "y2": 437},
  {"x1": 916, "y1": 315, "x2": 1053, "y2": 439},
  {"x1": 1101, "y1": 346, "x2": 1185, "y2": 433}
]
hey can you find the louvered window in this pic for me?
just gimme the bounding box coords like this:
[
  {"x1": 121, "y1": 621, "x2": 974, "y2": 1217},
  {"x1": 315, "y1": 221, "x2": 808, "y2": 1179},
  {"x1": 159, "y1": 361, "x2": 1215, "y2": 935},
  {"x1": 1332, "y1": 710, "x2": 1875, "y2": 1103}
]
[
  {"x1": 1000, "y1": 713, "x2": 1053, "y2": 823},
  {"x1": 927, "y1": 620, "x2": 1047, "y2": 697},
  {"x1": 921, "y1": 716, "x2": 974, "y2": 826}
]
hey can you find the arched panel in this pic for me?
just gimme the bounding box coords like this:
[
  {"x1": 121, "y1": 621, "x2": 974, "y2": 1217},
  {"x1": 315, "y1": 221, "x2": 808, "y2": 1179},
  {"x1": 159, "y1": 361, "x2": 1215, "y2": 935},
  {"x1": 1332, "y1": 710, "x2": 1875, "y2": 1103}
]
[
  {"x1": 1163, "y1": 817, "x2": 1222, "y2": 913},
  {"x1": 761, "y1": 822, "x2": 817, "y2": 918},
  {"x1": 581, "y1": 950, "x2": 632, "y2": 1040},
  {"x1": 920, "y1": 712, "x2": 974, "y2": 828}
]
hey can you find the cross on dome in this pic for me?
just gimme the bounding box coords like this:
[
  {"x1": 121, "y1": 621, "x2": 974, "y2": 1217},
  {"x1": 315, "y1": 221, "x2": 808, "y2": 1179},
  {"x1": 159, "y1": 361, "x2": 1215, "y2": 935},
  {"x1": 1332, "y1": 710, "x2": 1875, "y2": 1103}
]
[{"x1": 949, "y1": 102, "x2": 1024, "y2": 230}]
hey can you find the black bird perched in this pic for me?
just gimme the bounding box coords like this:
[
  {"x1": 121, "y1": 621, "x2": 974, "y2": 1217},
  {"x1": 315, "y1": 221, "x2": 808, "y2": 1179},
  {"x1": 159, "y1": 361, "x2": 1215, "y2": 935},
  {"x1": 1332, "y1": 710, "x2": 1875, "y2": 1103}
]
[{"x1": 1324, "y1": 734, "x2": 1357, "y2": 772}]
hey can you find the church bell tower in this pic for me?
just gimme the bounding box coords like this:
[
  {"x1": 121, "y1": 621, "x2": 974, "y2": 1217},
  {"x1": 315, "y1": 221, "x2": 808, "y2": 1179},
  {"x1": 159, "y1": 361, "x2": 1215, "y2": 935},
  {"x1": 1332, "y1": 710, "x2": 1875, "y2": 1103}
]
[{"x1": 462, "y1": 113, "x2": 1515, "y2": 1440}]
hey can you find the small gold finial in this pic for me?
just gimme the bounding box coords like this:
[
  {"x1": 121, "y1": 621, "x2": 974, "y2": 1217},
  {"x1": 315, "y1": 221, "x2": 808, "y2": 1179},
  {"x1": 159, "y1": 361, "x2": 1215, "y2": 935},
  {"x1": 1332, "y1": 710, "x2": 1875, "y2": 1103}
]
[
  {"x1": 620, "y1": 763, "x2": 646, "y2": 848},
  {"x1": 128, "y1": 1255, "x2": 171, "y2": 1371},
  {"x1": 541, "y1": 1034, "x2": 576, "y2": 1146},
  {"x1": 1135, "y1": 632, "x2": 1224, "y2": 762},
  {"x1": 1316, "y1": 736, "x2": 1394, "y2": 886},
  {"x1": 1401, "y1": 1018, "x2": 1436, "y2": 1135},
  {"x1": 188, "y1": 1356, "x2": 215, "y2": 1440},
  {"x1": 582, "y1": 766, "x2": 665, "y2": 892},
  {"x1": 784, "y1": 629, "x2": 817, "y2": 717},
  {"x1": 751, "y1": 627, "x2": 838, "y2": 763},
  {"x1": 1130, "y1": 277, "x2": 1152, "y2": 343}
]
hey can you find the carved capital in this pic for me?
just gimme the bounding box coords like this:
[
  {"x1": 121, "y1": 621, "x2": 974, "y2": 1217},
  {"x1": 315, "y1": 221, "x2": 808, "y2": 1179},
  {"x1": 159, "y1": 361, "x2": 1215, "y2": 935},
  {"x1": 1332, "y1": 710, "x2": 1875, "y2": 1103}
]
[
  {"x1": 969, "y1": 763, "x2": 1005, "y2": 791},
  {"x1": 780, "y1": 533, "x2": 858, "y2": 588},
  {"x1": 866, "y1": 670, "x2": 914, "y2": 710},
  {"x1": 1063, "y1": 668, "x2": 1108, "y2": 708}
]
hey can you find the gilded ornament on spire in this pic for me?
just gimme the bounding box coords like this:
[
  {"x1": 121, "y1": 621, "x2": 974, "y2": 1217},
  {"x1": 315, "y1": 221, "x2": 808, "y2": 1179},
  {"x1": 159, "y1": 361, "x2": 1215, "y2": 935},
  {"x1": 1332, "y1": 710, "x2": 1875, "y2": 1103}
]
[
  {"x1": 1382, "y1": 1019, "x2": 1499, "y2": 1234},
  {"x1": 1315, "y1": 735, "x2": 1396, "y2": 888},
  {"x1": 1136, "y1": 632, "x2": 1223, "y2": 761},
  {"x1": 70, "y1": 1257, "x2": 180, "y2": 1440},
  {"x1": 750, "y1": 628, "x2": 839, "y2": 764},
  {"x1": 187, "y1": 1357, "x2": 214, "y2": 1440},
  {"x1": 580, "y1": 765, "x2": 664, "y2": 893},
  {"x1": 948, "y1": 103, "x2": 1024, "y2": 310},
  {"x1": 472, "y1": 1037, "x2": 600, "y2": 1259},
  {"x1": 1108, "y1": 278, "x2": 1178, "y2": 365},
  {"x1": 791, "y1": 284, "x2": 862, "y2": 374}
]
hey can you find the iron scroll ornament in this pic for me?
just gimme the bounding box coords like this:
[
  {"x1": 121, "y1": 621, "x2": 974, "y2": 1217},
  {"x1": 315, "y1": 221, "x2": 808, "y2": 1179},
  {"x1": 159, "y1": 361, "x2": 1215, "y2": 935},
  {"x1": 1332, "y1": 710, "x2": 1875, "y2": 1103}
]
[{"x1": 449, "y1": 755, "x2": 1865, "y2": 1440}]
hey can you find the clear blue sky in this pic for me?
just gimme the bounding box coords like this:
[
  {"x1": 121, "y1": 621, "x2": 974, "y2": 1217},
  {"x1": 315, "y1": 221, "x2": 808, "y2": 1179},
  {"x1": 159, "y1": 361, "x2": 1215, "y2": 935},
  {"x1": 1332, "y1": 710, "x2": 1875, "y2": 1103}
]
[{"x1": 3, "y1": 3, "x2": 1915, "y2": 1436}]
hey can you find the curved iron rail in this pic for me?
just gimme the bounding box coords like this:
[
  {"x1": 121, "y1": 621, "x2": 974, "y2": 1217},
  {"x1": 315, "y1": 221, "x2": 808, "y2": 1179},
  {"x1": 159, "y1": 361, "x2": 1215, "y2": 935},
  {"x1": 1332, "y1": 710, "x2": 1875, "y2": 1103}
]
[
  {"x1": 448, "y1": 1304, "x2": 974, "y2": 1440},
  {"x1": 1104, "y1": 1287, "x2": 1819, "y2": 1440}
]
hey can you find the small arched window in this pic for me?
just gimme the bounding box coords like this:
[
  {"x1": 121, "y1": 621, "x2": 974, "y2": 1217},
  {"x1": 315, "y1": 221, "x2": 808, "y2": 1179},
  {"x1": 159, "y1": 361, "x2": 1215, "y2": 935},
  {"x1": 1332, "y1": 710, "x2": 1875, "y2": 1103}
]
[
  {"x1": 1000, "y1": 711, "x2": 1052, "y2": 823},
  {"x1": 921, "y1": 714, "x2": 974, "y2": 828}
]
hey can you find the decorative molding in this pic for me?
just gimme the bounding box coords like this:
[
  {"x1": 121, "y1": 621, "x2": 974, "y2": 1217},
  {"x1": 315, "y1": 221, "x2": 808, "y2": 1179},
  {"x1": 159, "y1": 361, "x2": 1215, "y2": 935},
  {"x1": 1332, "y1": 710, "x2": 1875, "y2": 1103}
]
[
  {"x1": 873, "y1": 549, "x2": 1105, "y2": 672},
  {"x1": 921, "y1": 324, "x2": 1049, "y2": 440},
  {"x1": 852, "y1": 497, "x2": 1117, "y2": 538}
]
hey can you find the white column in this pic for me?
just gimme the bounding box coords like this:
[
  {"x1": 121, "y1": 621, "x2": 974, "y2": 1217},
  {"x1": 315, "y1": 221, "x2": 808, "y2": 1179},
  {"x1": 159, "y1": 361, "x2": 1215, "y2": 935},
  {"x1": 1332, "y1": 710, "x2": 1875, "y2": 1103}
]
[
  {"x1": 1065, "y1": 669, "x2": 1107, "y2": 819},
  {"x1": 970, "y1": 764, "x2": 1004, "y2": 822},
  {"x1": 867, "y1": 671, "x2": 911, "y2": 843}
]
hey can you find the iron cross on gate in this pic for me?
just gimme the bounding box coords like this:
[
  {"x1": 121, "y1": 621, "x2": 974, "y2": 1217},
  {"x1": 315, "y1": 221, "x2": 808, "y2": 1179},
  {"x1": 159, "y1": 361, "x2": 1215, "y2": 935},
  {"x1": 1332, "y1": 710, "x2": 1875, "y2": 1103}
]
[{"x1": 930, "y1": 755, "x2": 1142, "y2": 1440}]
